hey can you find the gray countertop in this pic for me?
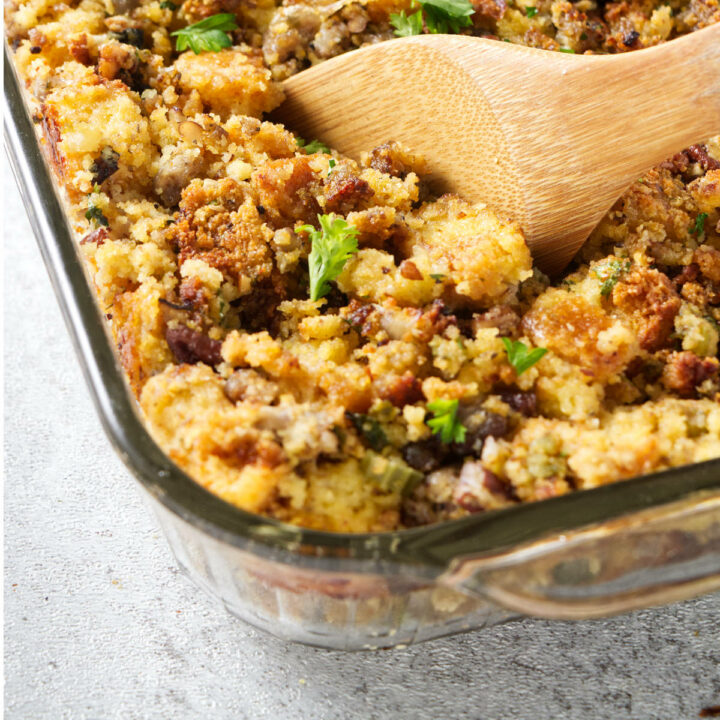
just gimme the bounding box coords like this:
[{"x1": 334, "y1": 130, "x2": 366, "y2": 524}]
[{"x1": 4, "y1": 169, "x2": 720, "y2": 720}]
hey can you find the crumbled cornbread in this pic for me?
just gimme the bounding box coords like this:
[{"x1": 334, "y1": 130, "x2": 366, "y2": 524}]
[{"x1": 6, "y1": 0, "x2": 719, "y2": 531}]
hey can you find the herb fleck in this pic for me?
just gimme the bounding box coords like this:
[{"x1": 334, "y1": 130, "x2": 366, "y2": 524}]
[
  {"x1": 426, "y1": 398, "x2": 466, "y2": 444},
  {"x1": 171, "y1": 13, "x2": 237, "y2": 54},
  {"x1": 85, "y1": 196, "x2": 108, "y2": 227},
  {"x1": 690, "y1": 212, "x2": 708, "y2": 236},
  {"x1": 501, "y1": 337, "x2": 547, "y2": 375},
  {"x1": 347, "y1": 413, "x2": 388, "y2": 451},
  {"x1": 297, "y1": 137, "x2": 330, "y2": 154},
  {"x1": 593, "y1": 258, "x2": 631, "y2": 296},
  {"x1": 300, "y1": 214, "x2": 359, "y2": 301},
  {"x1": 390, "y1": 7, "x2": 424, "y2": 35},
  {"x1": 390, "y1": 0, "x2": 474, "y2": 36}
]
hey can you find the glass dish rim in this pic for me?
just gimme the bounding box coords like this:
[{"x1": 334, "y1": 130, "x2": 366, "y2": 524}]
[{"x1": 5, "y1": 42, "x2": 720, "y2": 574}]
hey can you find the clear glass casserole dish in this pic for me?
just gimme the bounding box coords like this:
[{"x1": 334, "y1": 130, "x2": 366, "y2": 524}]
[{"x1": 5, "y1": 44, "x2": 720, "y2": 650}]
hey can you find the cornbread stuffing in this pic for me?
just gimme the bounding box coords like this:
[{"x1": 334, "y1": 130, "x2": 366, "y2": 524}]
[{"x1": 5, "y1": 0, "x2": 719, "y2": 531}]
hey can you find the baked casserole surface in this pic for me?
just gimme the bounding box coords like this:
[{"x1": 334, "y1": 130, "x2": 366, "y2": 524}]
[{"x1": 5, "y1": 0, "x2": 720, "y2": 531}]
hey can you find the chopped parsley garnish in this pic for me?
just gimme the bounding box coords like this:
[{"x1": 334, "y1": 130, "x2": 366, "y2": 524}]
[
  {"x1": 297, "y1": 137, "x2": 330, "y2": 154},
  {"x1": 85, "y1": 196, "x2": 108, "y2": 227},
  {"x1": 300, "y1": 214, "x2": 359, "y2": 301},
  {"x1": 347, "y1": 413, "x2": 388, "y2": 451},
  {"x1": 593, "y1": 258, "x2": 631, "y2": 296},
  {"x1": 690, "y1": 212, "x2": 708, "y2": 236},
  {"x1": 423, "y1": 0, "x2": 474, "y2": 32},
  {"x1": 426, "y1": 398, "x2": 467, "y2": 444},
  {"x1": 429, "y1": 273, "x2": 446, "y2": 281},
  {"x1": 159, "y1": 0, "x2": 177, "y2": 8},
  {"x1": 501, "y1": 337, "x2": 547, "y2": 375},
  {"x1": 171, "y1": 13, "x2": 238, "y2": 54},
  {"x1": 558, "y1": 47, "x2": 575, "y2": 53},
  {"x1": 525, "y1": 5, "x2": 538, "y2": 16},
  {"x1": 390, "y1": 0, "x2": 473, "y2": 36},
  {"x1": 390, "y1": 8, "x2": 424, "y2": 36},
  {"x1": 327, "y1": 158, "x2": 337, "y2": 176}
]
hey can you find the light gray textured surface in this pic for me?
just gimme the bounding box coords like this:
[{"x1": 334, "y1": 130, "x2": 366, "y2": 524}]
[{"x1": 4, "y1": 168, "x2": 720, "y2": 720}]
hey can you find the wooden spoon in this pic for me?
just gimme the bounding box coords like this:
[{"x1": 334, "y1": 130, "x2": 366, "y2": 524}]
[{"x1": 273, "y1": 26, "x2": 720, "y2": 273}]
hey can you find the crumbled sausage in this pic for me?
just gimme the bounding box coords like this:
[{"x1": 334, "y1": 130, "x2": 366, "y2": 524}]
[
  {"x1": 324, "y1": 166, "x2": 373, "y2": 214},
  {"x1": 344, "y1": 299, "x2": 375, "y2": 334},
  {"x1": 612, "y1": 267, "x2": 681, "y2": 351},
  {"x1": 414, "y1": 300, "x2": 456, "y2": 342},
  {"x1": 471, "y1": 0, "x2": 507, "y2": 20},
  {"x1": 251, "y1": 156, "x2": 322, "y2": 228},
  {"x1": 694, "y1": 246, "x2": 720, "y2": 284},
  {"x1": 376, "y1": 372, "x2": 424, "y2": 407},
  {"x1": 364, "y1": 141, "x2": 425, "y2": 178},
  {"x1": 165, "y1": 325, "x2": 222, "y2": 366},
  {"x1": 178, "y1": 277, "x2": 207, "y2": 308},
  {"x1": 97, "y1": 40, "x2": 146, "y2": 91},
  {"x1": 80, "y1": 227, "x2": 109, "y2": 245},
  {"x1": 472, "y1": 305, "x2": 520, "y2": 336},
  {"x1": 661, "y1": 351, "x2": 719, "y2": 397},
  {"x1": 686, "y1": 144, "x2": 720, "y2": 172},
  {"x1": 154, "y1": 147, "x2": 206, "y2": 207},
  {"x1": 225, "y1": 369, "x2": 279, "y2": 404},
  {"x1": 673, "y1": 263, "x2": 700, "y2": 289},
  {"x1": 69, "y1": 34, "x2": 91, "y2": 65}
]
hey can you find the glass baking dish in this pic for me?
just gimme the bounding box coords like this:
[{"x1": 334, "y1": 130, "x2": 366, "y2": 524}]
[{"x1": 5, "y1": 44, "x2": 720, "y2": 650}]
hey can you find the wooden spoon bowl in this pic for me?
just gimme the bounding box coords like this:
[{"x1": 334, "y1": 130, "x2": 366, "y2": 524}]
[{"x1": 273, "y1": 27, "x2": 720, "y2": 273}]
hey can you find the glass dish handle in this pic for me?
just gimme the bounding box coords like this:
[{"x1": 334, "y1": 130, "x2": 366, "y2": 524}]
[{"x1": 441, "y1": 493, "x2": 720, "y2": 619}]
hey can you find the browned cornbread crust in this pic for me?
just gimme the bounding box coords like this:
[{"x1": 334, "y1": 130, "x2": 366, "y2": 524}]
[{"x1": 5, "y1": 0, "x2": 720, "y2": 532}]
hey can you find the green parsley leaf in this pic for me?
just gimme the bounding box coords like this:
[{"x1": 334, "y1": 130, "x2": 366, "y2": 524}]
[
  {"x1": 429, "y1": 273, "x2": 446, "y2": 281},
  {"x1": 525, "y1": 5, "x2": 538, "y2": 16},
  {"x1": 391, "y1": 0, "x2": 473, "y2": 36},
  {"x1": 593, "y1": 258, "x2": 631, "y2": 296},
  {"x1": 300, "y1": 214, "x2": 359, "y2": 301},
  {"x1": 558, "y1": 47, "x2": 575, "y2": 53},
  {"x1": 160, "y1": 0, "x2": 177, "y2": 9},
  {"x1": 501, "y1": 337, "x2": 547, "y2": 375},
  {"x1": 327, "y1": 158, "x2": 337, "y2": 176},
  {"x1": 426, "y1": 398, "x2": 466, "y2": 444},
  {"x1": 85, "y1": 196, "x2": 108, "y2": 227},
  {"x1": 390, "y1": 8, "x2": 424, "y2": 36},
  {"x1": 347, "y1": 413, "x2": 388, "y2": 452},
  {"x1": 297, "y1": 137, "x2": 330, "y2": 154},
  {"x1": 690, "y1": 212, "x2": 708, "y2": 236},
  {"x1": 422, "y1": 0, "x2": 474, "y2": 33},
  {"x1": 171, "y1": 13, "x2": 237, "y2": 54}
]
